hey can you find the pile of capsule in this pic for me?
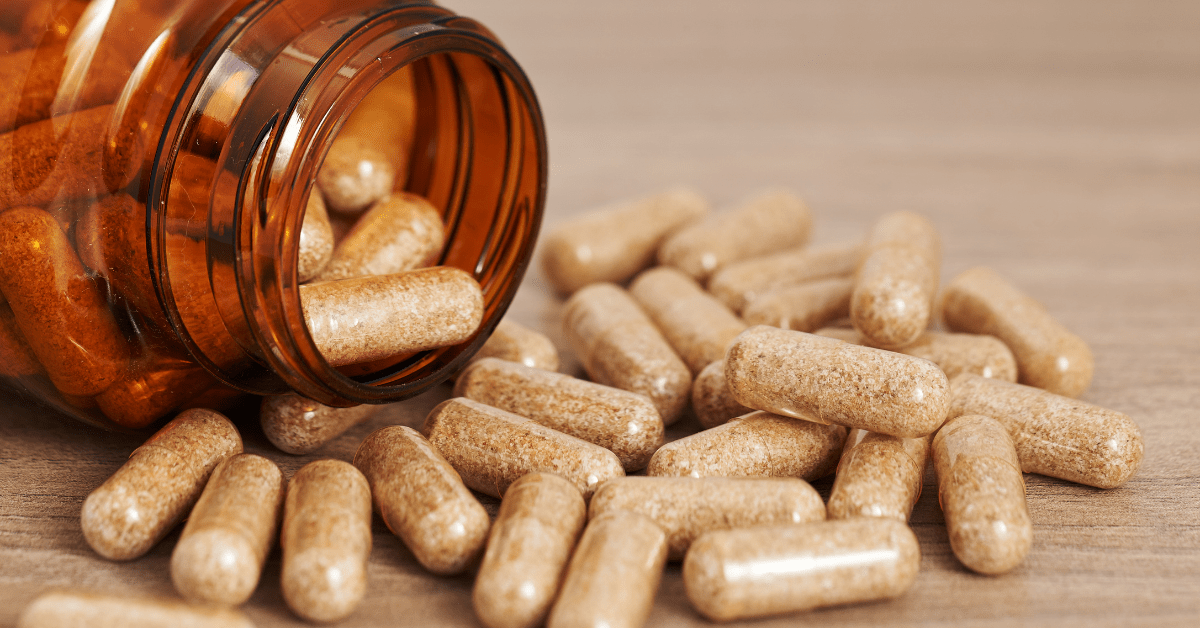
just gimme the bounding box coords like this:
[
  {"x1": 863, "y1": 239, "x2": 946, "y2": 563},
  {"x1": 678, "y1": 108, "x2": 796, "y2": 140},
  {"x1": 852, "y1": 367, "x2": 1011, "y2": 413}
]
[{"x1": 18, "y1": 188, "x2": 1146, "y2": 628}]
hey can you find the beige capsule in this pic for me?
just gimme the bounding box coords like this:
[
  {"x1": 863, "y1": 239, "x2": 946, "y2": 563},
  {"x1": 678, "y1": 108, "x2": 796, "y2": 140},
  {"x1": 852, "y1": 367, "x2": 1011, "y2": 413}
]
[
  {"x1": 422, "y1": 397, "x2": 625, "y2": 500},
  {"x1": 742, "y1": 276, "x2": 853, "y2": 332},
  {"x1": 81, "y1": 408, "x2": 243, "y2": 561},
  {"x1": 850, "y1": 211, "x2": 941, "y2": 348},
  {"x1": 17, "y1": 590, "x2": 254, "y2": 628},
  {"x1": 691, "y1": 359, "x2": 751, "y2": 429},
  {"x1": 301, "y1": 266, "x2": 483, "y2": 366},
  {"x1": 941, "y1": 266, "x2": 1094, "y2": 397},
  {"x1": 297, "y1": 191, "x2": 334, "y2": 282},
  {"x1": 455, "y1": 358, "x2": 665, "y2": 471},
  {"x1": 171, "y1": 454, "x2": 286, "y2": 605},
  {"x1": 709, "y1": 240, "x2": 865, "y2": 313},
  {"x1": 334, "y1": 64, "x2": 417, "y2": 192},
  {"x1": 546, "y1": 510, "x2": 667, "y2": 628},
  {"x1": 683, "y1": 518, "x2": 920, "y2": 621},
  {"x1": 317, "y1": 135, "x2": 397, "y2": 215},
  {"x1": 658, "y1": 189, "x2": 813, "y2": 282},
  {"x1": 725, "y1": 326, "x2": 951, "y2": 438},
  {"x1": 315, "y1": 192, "x2": 445, "y2": 282},
  {"x1": 933, "y1": 414, "x2": 1033, "y2": 575},
  {"x1": 474, "y1": 473, "x2": 587, "y2": 628},
  {"x1": 948, "y1": 374, "x2": 1143, "y2": 488},
  {"x1": 260, "y1": 393, "x2": 379, "y2": 455},
  {"x1": 628, "y1": 266, "x2": 747, "y2": 374},
  {"x1": 816, "y1": 327, "x2": 1018, "y2": 382},
  {"x1": 281, "y1": 459, "x2": 372, "y2": 623},
  {"x1": 589, "y1": 476, "x2": 825, "y2": 560},
  {"x1": 540, "y1": 187, "x2": 709, "y2": 294},
  {"x1": 468, "y1": 318, "x2": 559, "y2": 372},
  {"x1": 826, "y1": 429, "x2": 931, "y2": 521},
  {"x1": 353, "y1": 426, "x2": 490, "y2": 575},
  {"x1": 646, "y1": 411, "x2": 846, "y2": 482},
  {"x1": 562, "y1": 283, "x2": 691, "y2": 424}
]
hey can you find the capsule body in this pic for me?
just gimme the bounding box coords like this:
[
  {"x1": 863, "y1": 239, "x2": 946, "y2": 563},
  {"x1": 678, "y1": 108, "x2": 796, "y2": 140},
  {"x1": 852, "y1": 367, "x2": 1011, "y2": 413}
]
[
  {"x1": 589, "y1": 476, "x2": 825, "y2": 560},
  {"x1": 691, "y1": 359, "x2": 751, "y2": 429},
  {"x1": 421, "y1": 397, "x2": 625, "y2": 500},
  {"x1": 709, "y1": 240, "x2": 865, "y2": 313},
  {"x1": 725, "y1": 326, "x2": 951, "y2": 438},
  {"x1": 827, "y1": 429, "x2": 931, "y2": 521},
  {"x1": 17, "y1": 590, "x2": 254, "y2": 628},
  {"x1": 850, "y1": 211, "x2": 941, "y2": 348},
  {"x1": 469, "y1": 319, "x2": 560, "y2": 372},
  {"x1": 353, "y1": 426, "x2": 490, "y2": 575},
  {"x1": 297, "y1": 191, "x2": 334, "y2": 282},
  {"x1": 683, "y1": 518, "x2": 920, "y2": 621},
  {"x1": 317, "y1": 136, "x2": 397, "y2": 215},
  {"x1": 260, "y1": 393, "x2": 378, "y2": 455},
  {"x1": 948, "y1": 374, "x2": 1143, "y2": 488},
  {"x1": 0, "y1": 301, "x2": 44, "y2": 377},
  {"x1": 933, "y1": 414, "x2": 1033, "y2": 574},
  {"x1": 817, "y1": 328, "x2": 1018, "y2": 382},
  {"x1": 455, "y1": 358, "x2": 665, "y2": 471},
  {"x1": 742, "y1": 276, "x2": 854, "y2": 332},
  {"x1": 316, "y1": 192, "x2": 445, "y2": 281},
  {"x1": 81, "y1": 409, "x2": 243, "y2": 560},
  {"x1": 629, "y1": 266, "x2": 747, "y2": 374}
]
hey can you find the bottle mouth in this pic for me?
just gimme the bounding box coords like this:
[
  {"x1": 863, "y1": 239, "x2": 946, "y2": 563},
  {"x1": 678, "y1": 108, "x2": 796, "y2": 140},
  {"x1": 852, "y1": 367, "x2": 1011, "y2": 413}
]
[{"x1": 152, "y1": 1, "x2": 547, "y2": 405}]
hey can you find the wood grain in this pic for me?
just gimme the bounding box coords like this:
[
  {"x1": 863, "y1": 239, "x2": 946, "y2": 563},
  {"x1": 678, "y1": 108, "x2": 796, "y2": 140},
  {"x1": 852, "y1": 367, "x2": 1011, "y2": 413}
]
[{"x1": 3, "y1": 0, "x2": 1199, "y2": 625}]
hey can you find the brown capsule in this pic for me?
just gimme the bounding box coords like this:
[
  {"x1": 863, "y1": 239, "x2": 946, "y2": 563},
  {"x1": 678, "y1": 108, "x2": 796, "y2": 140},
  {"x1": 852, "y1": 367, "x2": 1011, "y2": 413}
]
[
  {"x1": 75, "y1": 193, "x2": 171, "y2": 331},
  {"x1": 0, "y1": 205, "x2": 129, "y2": 396},
  {"x1": 546, "y1": 510, "x2": 667, "y2": 628},
  {"x1": 353, "y1": 426, "x2": 490, "y2": 575},
  {"x1": 281, "y1": 459, "x2": 372, "y2": 623},
  {"x1": 297, "y1": 192, "x2": 334, "y2": 282},
  {"x1": 81, "y1": 409, "x2": 243, "y2": 561},
  {"x1": 827, "y1": 429, "x2": 931, "y2": 521},
  {"x1": 628, "y1": 266, "x2": 747, "y2": 374},
  {"x1": 0, "y1": 300, "x2": 43, "y2": 377},
  {"x1": 0, "y1": 38, "x2": 129, "y2": 134},
  {"x1": 851, "y1": 211, "x2": 941, "y2": 348},
  {"x1": 171, "y1": 454, "x2": 286, "y2": 606},
  {"x1": 315, "y1": 192, "x2": 445, "y2": 282},
  {"x1": 17, "y1": 590, "x2": 254, "y2": 628},
  {"x1": 455, "y1": 358, "x2": 665, "y2": 471},
  {"x1": 95, "y1": 350, "x2": 218, "y2": 429},
  {"x1": 317, "y1": 135, "x2": 397, "y2": 215},
  {"x1": 646, "y1": 411, "x2": 847, "y2": 482},
  {"x1": 816, "y1": 327, "x2": 1018, "y2": 382},
  {"x1": 473, "y1": 473, "x2": 587, "y2": 628},
  {"x1": 941, "y1": 266, "x2": 1094, "y2": 397},
  {"x1": 260, "y1": 393, "x2": 378, "y2": 455},
  {"x1": 589, "y1": 476, "x2": 825, "y2": 560},
  {"x1": 300, "y1": 266, "x2": 483, "y2": 366},
  {"x1": 933, "y1": 414, "x2": 1033, "y2": 575},
  {"x1": 725, "y1": 326, "x2": 951, "y2": 438},
  {"x1": 948, "y1": 374, "x2": 1143, "y2": 488},
  {"x1": 683, "y1": 518, "x2": 920, "y2": 621},
  {"x1": 658, "y1": 189, "x2": 813, "y2": 282},
  {"x1": 421, "y1": 397, "x2": 625, "y2": 500},
  {"x1": 742, "y1": 276, "x2": 854, "y2": 332},
  {"x1": 468, "y1": 318, "x2": 559, "y2": 372},
  {"x1": 540, "y1": 187, "x2": 709, "y2": 294},
  {"x1": 708, "y1": 240, "x2": 865, "y2": 313},
  {"x1": 691, "y1": 359, "x2": 750, "y2": 430},
  {"x1": 562, "y1": 282, "x2": 691, "y2": 424}
]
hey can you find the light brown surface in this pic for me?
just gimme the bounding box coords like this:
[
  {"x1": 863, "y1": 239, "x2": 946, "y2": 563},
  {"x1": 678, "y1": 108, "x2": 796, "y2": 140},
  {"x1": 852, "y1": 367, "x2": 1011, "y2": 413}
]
[{"x1": 1, "y1": 0, "x2": 1199, "y2": 625}]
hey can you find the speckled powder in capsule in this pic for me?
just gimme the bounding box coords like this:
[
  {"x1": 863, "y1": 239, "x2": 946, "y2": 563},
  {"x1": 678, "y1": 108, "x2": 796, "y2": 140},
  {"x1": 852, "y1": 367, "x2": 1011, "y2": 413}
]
[
  {"x1": 629, "y1": 266, "x2": 747, "y2": 374},
  {"x1": 260, "y1": 393, "x2": 378, "y2": 455},
  {"x1": 646, "y1": 410, "x2": 846, "y2": 482},
  {"x1": 315, "y1": 192, "x2": 445, "y2": 282},
  {"x1": 742, "y1": 276, "x2": 854, "y2": 332},
  {"x1": 658, "y1": 188, "x2": 813, "y2": 282},
  {"x1": 933, "y1": 414, "x2": 1033, "y2": 575},
  {"x1": 816, "y1": 327, "x2": 1018, "y2": 382},
  {"x1": 691, "y1": 359, "x2": 751, "y2": 429},
  {"x1": 353, "y1": 426, "x2": 490, "y2": 575},
  {"x1": 474, "y1": 473, "x2": 587, "y2": 628},
  {"x1": 851, "y1": 211, "x2": 941, "y2": 348},
  {"x1": 17, "y1": 590, "x2": 254, "y2": 628},
  {"x1": 421, "y1": 397, "x2": 625, "y2": 500},
  {"x1": 708, "y1": 240, "x2": 866, "y2": 313},
  {"x1": 468, "y1": 318, "x2": 560, "y2": 372},
  {"x1": 562, "y1": 283, "x2": 691, "y2": 424},
  {"x1": 725, "y1": 326, "x2": 951, "y2": 438},
  {"x1": 826, "y1": 429, "x2": 931, "y2": 521},
  {"x1": 541, "y1": 187, "x2": 709, "y2": 294},
  {"x1": 589, "y1": 476, "x2": 825, "y2": 560},
  {"x1": 301, "y1": 266, "x2": 483, "y2": 366},
  {"x1": 683, "y1": 518, "x2": 920, "y2": 621},
  {"x1": 317, "y1": 135, "x2": 396, "y2": 214},
  {"x1": 948, "y1": 374, "x2": 1143, "y2": 488},
  {"x1": 546, "y1": 510, "x2": 667, "y2": 628},
  {"x1": 297, "y1": 191, "x2": 334, "y2": 282},
  {"x1": 455, "y1": 358, "x2": 665, "y2": 471},
  {"x1": 171, "y1": 453, "x2": 285, "y2": 605},
  {"x1": 941, "y1": 266, "x2": 1094, "y2": 397},
  {"x1": 281, "y1": 459, "x2": 372, "y2": 623},
  {"x1": 81, "y1": 408, "x2": 243, "y2": 561}
]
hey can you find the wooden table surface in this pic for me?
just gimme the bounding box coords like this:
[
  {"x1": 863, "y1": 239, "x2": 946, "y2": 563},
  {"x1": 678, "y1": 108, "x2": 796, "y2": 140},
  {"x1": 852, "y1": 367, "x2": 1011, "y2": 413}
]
[{"x1": 2, "y1": 0, "x2": 1199, "y2": 626}]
